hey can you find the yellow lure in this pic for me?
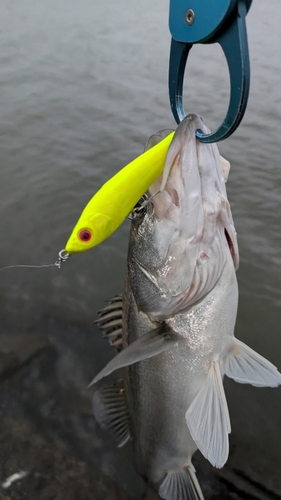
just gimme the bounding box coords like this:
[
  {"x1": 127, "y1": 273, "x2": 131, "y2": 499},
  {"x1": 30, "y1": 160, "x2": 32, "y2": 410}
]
[{"x1": 65, "y1": 131, "x2": 175, "y2": 253}]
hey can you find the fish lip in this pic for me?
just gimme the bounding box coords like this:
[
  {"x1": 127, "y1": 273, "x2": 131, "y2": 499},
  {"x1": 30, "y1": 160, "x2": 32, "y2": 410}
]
[{"x1": 149, "y1": 114, "x2": 208, "y2": 221}]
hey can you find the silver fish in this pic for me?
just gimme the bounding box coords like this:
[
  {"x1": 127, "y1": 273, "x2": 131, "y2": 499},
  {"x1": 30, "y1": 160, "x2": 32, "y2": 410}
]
[{"x1": 91, "y1": 114, "x2": 281, "y2": 500}]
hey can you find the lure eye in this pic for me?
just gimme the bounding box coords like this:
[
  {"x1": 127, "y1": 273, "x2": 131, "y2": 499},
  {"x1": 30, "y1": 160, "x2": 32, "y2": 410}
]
[{"x1": 78, "y1": 229, "x2": 92, "y2": 242}]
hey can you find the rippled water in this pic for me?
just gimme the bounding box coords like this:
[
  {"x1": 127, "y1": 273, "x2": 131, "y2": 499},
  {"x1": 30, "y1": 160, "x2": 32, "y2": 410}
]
[{"x1": 0, "y1": 0, "x2": 281, "y2": 493}]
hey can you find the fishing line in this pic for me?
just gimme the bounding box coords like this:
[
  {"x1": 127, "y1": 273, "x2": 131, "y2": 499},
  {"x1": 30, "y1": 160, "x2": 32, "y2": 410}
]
[
  {"x1": 0, "y1": 263, "x2": 58, "y2": 272},
  {"x1": 0, "y1": 249, "x2": 70, "y2": 272}
]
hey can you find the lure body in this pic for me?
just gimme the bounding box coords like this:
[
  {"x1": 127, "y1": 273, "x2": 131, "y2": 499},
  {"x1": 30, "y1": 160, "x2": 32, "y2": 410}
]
[{"x1": 65, "y1": 131, "x2": 174, "y2": 253}]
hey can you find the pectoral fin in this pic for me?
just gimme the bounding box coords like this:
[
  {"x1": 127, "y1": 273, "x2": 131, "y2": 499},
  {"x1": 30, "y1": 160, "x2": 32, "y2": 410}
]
[
  {"x1": 89, "y1": 324, "x2": 182, "y2": 386},
  {"x1": 185, "y1": 360, "x2": 230, "y2": 468},
  {"x1": 223, "y1": 338, "x2": 281, "y2": 387},
  {"x1": 92, "y1": 379, "x2": 130, "y2": 448}
]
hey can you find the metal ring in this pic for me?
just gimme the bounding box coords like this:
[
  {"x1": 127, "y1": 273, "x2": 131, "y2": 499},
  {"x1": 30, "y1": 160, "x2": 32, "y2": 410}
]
[
  {"x1": 58, "y1": 249, "x2": 70, "y2": 261},
  {"x1": 168, "y1": 1, "x2": 251, "y2": 143}
]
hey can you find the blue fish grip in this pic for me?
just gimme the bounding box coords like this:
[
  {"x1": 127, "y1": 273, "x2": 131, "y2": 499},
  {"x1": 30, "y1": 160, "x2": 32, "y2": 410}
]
[{"x1": 169, "y1": 0, "x2": 253, "y2": 142}]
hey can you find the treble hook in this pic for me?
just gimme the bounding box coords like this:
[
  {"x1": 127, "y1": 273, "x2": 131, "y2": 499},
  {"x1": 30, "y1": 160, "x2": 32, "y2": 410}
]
[{"x1": 168, "y1": 0, "x2": 252, "y2": 143}]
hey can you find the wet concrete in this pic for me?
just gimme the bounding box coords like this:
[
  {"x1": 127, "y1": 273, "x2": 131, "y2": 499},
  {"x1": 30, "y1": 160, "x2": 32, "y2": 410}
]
[
  {"x1": 0, "y1": 318, "x2": 279, "y2": 500},
  {"x1": 0, "y1": 412, "x2": 127, "y2": 500}
]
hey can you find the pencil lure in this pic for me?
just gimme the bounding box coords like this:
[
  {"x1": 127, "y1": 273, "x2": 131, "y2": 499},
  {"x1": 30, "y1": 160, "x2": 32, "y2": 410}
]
[{"x1": 64, "y1": 130, "x2": 174, "y2": 254}]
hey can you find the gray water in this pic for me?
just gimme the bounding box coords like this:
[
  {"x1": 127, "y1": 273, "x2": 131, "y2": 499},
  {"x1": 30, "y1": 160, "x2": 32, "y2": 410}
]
[{"x1": 0, "y1": 0, "x2": 281, "y2": 495}]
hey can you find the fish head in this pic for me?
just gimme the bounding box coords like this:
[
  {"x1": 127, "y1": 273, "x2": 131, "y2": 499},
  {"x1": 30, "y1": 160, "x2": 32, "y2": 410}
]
[{"x1": 128, "y1": 114, "x2": 239, "y2": 319}]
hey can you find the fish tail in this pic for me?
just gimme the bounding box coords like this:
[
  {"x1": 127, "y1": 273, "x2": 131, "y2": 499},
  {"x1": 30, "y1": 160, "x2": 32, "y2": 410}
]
[{"x1": 158, "y1": 465, "x2": 204, "y2": 500}]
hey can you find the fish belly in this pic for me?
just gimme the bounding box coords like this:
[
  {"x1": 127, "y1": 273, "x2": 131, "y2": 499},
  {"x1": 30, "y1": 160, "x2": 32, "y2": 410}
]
[{"x1": 127, "y1": 350, "x2": 198, "y2": 487}]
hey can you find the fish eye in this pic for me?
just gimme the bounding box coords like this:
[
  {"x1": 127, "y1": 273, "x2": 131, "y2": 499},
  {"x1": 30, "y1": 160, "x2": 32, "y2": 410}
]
[{"x1": 78, "y1": 229, "x2": 92, "y2": 242}]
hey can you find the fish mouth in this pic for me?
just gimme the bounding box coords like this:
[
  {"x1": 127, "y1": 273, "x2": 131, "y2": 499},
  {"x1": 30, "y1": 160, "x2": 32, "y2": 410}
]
[
  {"x1": 224, "y1": 228, "x2": 237, "y2": 268},
  {"x1": 149, "y1": 114, "x2": 206, "y2": 222},
  {"x1": 145, "y1": 114, "x2": 238, "y2": 311},
  {"x1": 127, "y1": 114, "x2": 239, "y2": 319}
]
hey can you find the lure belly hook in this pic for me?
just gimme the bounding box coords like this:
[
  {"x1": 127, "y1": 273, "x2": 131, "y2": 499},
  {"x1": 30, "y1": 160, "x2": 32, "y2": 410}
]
[{"x1": 169, "y1": 0, "x2": 252, "y2": 142}]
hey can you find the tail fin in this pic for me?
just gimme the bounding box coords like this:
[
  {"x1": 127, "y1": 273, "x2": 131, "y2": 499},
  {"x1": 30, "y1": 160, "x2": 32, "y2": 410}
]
[{"x1": 159, "y1": 465, "x2": 204, "y2": 500}]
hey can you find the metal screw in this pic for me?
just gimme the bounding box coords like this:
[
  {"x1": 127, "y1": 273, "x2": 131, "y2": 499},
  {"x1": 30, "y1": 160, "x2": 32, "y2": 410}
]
[{"x1": 185, "y1": 9, "x2": 195, "y2": 26}]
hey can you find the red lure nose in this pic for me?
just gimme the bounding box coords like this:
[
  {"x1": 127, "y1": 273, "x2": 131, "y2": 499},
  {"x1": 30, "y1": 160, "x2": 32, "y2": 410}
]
[{"x1": 78, "y1": 229, "x2": 92, "y2": 242}]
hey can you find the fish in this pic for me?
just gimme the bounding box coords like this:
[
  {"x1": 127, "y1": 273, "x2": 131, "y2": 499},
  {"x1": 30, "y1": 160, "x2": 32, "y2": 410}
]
[
  {"x1": 90, "y1": 114, "x2": 281, "y2": 500},
  {"x1": 64, "y1": 131, "x2": 174, "y2": 253}
]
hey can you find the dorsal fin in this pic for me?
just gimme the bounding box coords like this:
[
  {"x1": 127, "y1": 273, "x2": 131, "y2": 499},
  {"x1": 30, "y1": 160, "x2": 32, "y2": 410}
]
[
  {"x1": 94, "y1": 295, "x2": 123, "y2": 350},
  {"x1": 92, "y1": 379, "x2": 130, "y2": 448}
]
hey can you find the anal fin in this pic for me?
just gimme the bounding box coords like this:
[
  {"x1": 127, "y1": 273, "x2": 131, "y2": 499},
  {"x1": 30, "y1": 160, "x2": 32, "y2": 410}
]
[
  {"x1": 185, "y1": 360, "x2": 230, "y2": 468},
  {"x1": 159, "y1": 465, "x2": 204, "y2": 500},
  {"x1": 223, "y1": 338, "x2": 281, "y2": 387},
  {"x1": 92, "y1": 379, "x2": 130, "y2": 448},
  {"x1": 89, "y1": 324, "x2": 182, "y2": 386}
]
